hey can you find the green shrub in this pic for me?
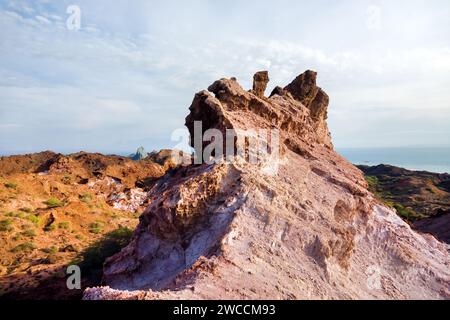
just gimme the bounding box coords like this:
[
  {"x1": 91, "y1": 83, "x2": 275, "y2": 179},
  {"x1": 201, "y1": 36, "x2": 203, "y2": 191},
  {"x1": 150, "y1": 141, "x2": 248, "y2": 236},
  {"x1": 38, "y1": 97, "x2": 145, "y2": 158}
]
[
  {"x1": 88, "y1": 221, "x2": 104, "y2": 234},
  {"x1": 21, "y1": 228, "x2": 36, "y2": 238},
  {"x1": 42, "y1": 246, "x2": 58, "y2": 254},
  {"x1": 11, "y1": 242, "x2": 36, "y2": 253},
  {"x1": 44, "y1": 197, "x2": 64, "y2": 208},
  {"x1": 18, "y1": 212, "x2": 26, "y2": 219},
  {"x1": 79, "y1": 193, "x2": 93, "y2": 203},
  {"x1": 392, "y1": 203, "x2": 423, "y2": 221},
  {"x1": 75, "y1": 227, "x2": 133, "y2": 282},
  {"x1": 26, "y1": 214, "x2": 41, "y2": 225},
  {"x1": 20, "y1": 207, "x2": 33, "y2": 214},
  {"x1": 4, "y1": 182, "x2": 17, "y2": 189},
  {"x1": 0, "y1": 219, "x2": 13, "y2": 232},
  {"x1": 365, "y1": 176, "x2": 379, "y2": 193},
  {"x1": 58, "y1": 221, "x2": 70, "y2": 229},
  {"x1": 12, "y1": 234, "x2": 23, "y2": 241},
  {"x1": 4, "y1": 211, "x2": 25, "y2": 218}
]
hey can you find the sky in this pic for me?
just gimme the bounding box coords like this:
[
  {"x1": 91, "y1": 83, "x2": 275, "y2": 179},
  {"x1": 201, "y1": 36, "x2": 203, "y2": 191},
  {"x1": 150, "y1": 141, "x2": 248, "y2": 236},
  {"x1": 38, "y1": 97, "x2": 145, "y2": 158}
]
[{"x1": 0, "y1": 0, "x2": 449, "y2": 154}]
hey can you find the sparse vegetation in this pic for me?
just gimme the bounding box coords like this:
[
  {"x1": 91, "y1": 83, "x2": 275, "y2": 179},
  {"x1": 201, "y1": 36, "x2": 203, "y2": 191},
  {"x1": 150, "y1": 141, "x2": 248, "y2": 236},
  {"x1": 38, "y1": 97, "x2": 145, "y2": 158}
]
[
  {"x1": 391, "y1": 203, "x2": 425, "y2": 221},
  {"x1": 365, "y1": 175, "x2": 379, "y2": 193},
  {"x1": 95, "y1": 202, "x2": 105, "y2": 209},
  {"x1": 0, "y1": 151, "x2": 151, "y2": 299},
  {"x1": 4, "y1": 211, "x2": 24, "y2": 218},
  {"x1": 44, "y1": 197, "x2": 65, "y2": 208},
  {"x1": 74, "y1": 227, "x2": 133, "y2": 282},
  {"x1": 5, "y1": 211, "x2": 16, "y2": 217},
  {"x1": 359, "y1": 162, "x2": 450, "y2": 226},
  {"x1": 11, "y1": 242, "x2": 36, "y2": 253},
  {"x1": 0, "y1": 219, "x2": 13, "y2": 232},
  {"x1": 58, "y1": 221, "x2": 70, "y2": 229},
  {"x1": 365, "y1": 174, "x2": 420, "y2": 222},
  {"x1": 21, "y1": 228, "x2": 36, "y2": 238},
  {"x1": 79, "y1": 193, "x2": 93, "y2": 203},
  {"x1": 61, "y1": 175, "x2": 72, "y2": 185},
  {"x1": 88, "y1": 221, "x2": 104, "y2": 234},
  {"x1": 12, "y1": 234, "x2": 22, "y2": 241},
  {"x1": 26, "y1": 214, "x2": 41, "y2": 225},
  {"x1": 4, "y1": 182, "x2": 17, "y2": 189},
  {"x1": 42, "y1": 246, "x2": 58, "y2": 254}
]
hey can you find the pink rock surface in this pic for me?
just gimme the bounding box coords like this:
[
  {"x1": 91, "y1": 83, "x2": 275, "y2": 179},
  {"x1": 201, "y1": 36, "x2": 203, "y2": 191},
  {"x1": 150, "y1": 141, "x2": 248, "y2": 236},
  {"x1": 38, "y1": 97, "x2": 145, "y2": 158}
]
[{"x1": 84, "y1": 71, "x2": 449, "y2": 300}]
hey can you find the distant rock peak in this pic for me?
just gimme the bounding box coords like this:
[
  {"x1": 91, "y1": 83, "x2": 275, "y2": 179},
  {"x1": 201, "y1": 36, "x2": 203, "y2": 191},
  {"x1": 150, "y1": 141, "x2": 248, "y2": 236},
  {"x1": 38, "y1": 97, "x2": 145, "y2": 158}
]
[{"x1": 130, "y1": 146, "x2": 148, "y2": 161}]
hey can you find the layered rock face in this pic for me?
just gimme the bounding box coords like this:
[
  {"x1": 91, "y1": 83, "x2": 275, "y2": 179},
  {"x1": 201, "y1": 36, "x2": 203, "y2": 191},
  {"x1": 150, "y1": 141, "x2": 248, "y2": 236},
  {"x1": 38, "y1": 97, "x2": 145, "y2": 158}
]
[{"x1": 85, "y1": 71, "x2": 449, "y2": 300}]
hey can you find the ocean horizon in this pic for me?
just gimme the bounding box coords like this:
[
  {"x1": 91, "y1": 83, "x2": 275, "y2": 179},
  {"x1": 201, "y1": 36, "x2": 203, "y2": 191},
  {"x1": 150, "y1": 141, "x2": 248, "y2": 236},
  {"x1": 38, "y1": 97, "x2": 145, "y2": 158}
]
[{"x1": 337, "y1": 147, "x2": 450, "y2": 174}]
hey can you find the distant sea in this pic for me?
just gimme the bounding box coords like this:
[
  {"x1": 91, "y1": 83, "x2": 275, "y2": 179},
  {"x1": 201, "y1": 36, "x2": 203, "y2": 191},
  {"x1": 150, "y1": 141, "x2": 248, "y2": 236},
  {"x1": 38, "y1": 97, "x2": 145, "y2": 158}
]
[{"x1": 337, "y1": 147, "x2": 450, "y2": 174}]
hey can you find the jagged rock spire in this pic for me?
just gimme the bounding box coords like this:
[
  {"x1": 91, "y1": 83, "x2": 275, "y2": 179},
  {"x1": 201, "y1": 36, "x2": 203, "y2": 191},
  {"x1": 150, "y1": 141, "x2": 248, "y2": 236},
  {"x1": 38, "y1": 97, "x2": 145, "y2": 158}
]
[
  {"x1": 252, "y1": 71, "x2": 269, "y2": 98},
  {"x1": 284, "y1": 70, "x2": 329, "y2": 121}
]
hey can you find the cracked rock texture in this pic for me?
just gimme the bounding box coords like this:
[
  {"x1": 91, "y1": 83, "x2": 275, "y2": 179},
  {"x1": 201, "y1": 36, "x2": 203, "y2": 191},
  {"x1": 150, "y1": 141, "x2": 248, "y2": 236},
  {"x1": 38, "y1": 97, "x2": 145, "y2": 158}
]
[{"x1": 84, "y1": 71, "x2": 449, "y2": 300}]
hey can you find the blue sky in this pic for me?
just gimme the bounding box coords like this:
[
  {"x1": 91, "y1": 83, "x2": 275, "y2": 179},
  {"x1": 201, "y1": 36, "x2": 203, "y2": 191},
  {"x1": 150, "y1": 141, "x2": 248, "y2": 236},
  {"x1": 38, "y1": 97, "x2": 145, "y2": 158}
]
[{"x1": 0, "y1": 0, "x2": 449, "y2": 154}]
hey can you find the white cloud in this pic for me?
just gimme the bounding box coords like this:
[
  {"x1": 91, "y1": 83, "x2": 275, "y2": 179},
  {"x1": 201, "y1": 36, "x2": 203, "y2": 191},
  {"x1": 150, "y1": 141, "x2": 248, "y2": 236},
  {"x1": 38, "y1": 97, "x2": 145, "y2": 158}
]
[{"x1": 35, "y1": 15, "x2": 51, "y2": 25}]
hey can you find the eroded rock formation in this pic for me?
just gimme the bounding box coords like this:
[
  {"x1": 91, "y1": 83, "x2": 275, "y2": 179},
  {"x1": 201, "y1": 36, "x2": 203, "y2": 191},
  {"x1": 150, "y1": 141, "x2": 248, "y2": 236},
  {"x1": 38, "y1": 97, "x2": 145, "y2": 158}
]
[
  {"x1": 252, "y1": 70, "x2": 269, "y2": 98},
  {"x1": 84, "y1": 71, "x2": 449, "y2": 300}
]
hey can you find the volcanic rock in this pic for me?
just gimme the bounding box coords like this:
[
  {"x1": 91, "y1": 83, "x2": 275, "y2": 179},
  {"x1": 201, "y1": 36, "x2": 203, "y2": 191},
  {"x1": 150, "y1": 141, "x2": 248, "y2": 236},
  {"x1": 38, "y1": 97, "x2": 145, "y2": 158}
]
[
  {"x1": 284, "y1": 70, "x2": 328, "y2": 119},
  {"x1": 269, "y1": 86, "x2": 287, "y2": 97},
  {"x1": 252, "y1": 71, "x2": 269, "y2": 98},
  {"x1": 84, "y1": 71, "x2": 450, "y2": 300}
]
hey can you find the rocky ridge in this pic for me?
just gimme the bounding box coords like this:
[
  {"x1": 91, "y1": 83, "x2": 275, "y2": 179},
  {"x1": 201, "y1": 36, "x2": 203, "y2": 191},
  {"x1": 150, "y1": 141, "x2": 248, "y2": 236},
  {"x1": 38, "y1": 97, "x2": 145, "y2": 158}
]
[{"x1": 84, "y1": 71, "x2": 449, "y2": 300}]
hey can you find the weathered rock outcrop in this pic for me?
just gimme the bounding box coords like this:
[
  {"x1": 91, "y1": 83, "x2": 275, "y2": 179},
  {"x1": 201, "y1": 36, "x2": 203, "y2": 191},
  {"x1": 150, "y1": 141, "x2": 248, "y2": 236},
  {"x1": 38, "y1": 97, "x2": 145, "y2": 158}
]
[
  {"x1": 252, "y1": 71, "x2": 269, "y2": 98},
  {"x1": 84, "y1": 71, "x2": 449, "y2": 300},
  {"x1": 284, "y1": 70, "x2": 331, "y2": 148},
  {"x1": 284, "y1": 70, "x2": 328, "y2": 120}
]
